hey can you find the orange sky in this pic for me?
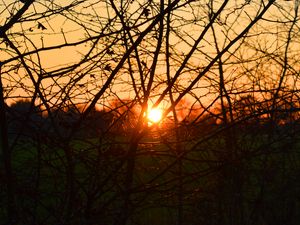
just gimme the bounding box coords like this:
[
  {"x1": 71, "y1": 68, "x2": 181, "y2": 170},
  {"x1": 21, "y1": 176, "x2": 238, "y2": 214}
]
[{"x1": 1, "y1": 0, "x2": 299, "y2": 113}]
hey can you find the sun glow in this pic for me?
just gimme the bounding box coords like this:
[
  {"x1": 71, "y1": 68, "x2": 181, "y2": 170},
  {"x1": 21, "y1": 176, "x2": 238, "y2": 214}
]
[{"x1": 147, "y1": 108, "x2": 163, "y2": 123}]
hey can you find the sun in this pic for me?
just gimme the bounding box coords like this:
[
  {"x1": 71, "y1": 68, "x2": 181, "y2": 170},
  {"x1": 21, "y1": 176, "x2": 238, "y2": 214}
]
[{"x1": 147, "y1": 108, "x2": 163, "y2": 123}]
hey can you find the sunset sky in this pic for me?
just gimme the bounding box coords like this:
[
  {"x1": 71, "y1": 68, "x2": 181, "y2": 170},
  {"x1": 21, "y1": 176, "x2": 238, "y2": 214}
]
[{"x1": 1, "y1": 0, "x2": 299, "y2": 113}]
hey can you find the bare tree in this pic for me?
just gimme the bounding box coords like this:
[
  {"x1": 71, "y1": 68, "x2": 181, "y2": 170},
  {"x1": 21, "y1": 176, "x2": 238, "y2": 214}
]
[{"x1": 1, "y1": 0, "x2": 300, "y2": 225}]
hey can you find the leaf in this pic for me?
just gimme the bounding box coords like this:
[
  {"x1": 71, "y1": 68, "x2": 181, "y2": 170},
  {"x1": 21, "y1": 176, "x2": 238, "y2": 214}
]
[
  {"x1": 104, "y1": 64, "x2": 112, "y2": 71},
  {"x1": 37, "y1": 22, "x2": 47, "y2": 30},
  {"x1": 107, "y1": 49, "x2": 114, "y2": 55},
  {"x1": 13, "y1": 64, "x2": 21, "y2": 73},
  {"x1": 142, "y1": 8, "x2": 150, "y2": 17}
]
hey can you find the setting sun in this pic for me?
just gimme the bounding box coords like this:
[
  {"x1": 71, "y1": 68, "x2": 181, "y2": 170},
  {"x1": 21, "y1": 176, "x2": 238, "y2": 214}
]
[{"x1": 147, "y1": 108, "x2": 163, "y2": 123}]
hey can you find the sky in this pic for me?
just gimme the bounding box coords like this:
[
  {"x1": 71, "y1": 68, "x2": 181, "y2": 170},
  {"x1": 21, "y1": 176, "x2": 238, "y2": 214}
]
[{"x1": 1, "y1": 0, "x2": 299, "y2": 112}]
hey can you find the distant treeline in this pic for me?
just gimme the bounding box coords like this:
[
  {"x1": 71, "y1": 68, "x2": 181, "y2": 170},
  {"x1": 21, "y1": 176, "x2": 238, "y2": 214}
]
[
  {"x1": 6, "y1": 100, "x2": 114, "y2": 139},
  {"x1": 6, "y1": 96, "x2": 300, "y2": 140}
]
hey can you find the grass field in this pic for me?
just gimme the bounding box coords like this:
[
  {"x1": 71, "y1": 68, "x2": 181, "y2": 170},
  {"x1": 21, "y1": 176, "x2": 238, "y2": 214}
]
[{"x1": 1, "y1": 123, "x2": 300, "y2": 225}]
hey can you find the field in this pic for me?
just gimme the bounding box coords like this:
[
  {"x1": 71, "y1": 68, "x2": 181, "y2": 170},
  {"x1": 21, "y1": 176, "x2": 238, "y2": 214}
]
[{"x1": 1, "y1": 122, "x2": 300, "y2": 225}]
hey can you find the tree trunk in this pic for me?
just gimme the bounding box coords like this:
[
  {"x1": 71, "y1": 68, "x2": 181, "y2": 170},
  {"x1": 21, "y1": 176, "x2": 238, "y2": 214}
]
[{"x1": 0, "y1": 75, "x2": 17, "y2": 224}]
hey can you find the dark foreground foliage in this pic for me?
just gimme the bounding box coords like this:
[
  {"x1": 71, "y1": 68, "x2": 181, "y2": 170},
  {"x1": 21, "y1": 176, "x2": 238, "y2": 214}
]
[{"x1": 1, "y1": 101, "x2": 300, "y2": 225}]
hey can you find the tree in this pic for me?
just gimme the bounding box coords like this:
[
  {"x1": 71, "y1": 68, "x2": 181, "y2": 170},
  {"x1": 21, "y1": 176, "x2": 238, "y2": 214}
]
[{"x1": 1, "y1": 0, "x2": 300, "y2": 225}]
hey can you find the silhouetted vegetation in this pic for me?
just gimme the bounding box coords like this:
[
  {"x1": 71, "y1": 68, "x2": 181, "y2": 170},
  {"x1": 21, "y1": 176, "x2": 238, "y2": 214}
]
[
  {"x1": 1, "y1": 98, "x2": 300, "y2": 225},
  {"x1": 1, "y1": 1, "x2": 300, "y2": 225}
]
